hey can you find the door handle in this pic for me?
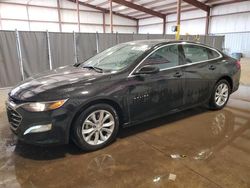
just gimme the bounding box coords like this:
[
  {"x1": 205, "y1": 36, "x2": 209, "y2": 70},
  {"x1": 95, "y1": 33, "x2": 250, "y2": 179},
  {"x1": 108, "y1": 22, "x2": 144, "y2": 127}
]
[
  {"x1": 173, "y1": 71, "x2": 183, "y2": 78},
  {"x1": 209, "y1": 65, "x2": 216, "y2": 70}
]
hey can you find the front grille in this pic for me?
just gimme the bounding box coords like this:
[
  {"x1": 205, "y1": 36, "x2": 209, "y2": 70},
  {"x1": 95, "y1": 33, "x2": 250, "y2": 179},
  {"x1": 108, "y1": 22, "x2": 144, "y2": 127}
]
[{"x1": 7, "y1": 106, "x2": 22, "y2": 130}]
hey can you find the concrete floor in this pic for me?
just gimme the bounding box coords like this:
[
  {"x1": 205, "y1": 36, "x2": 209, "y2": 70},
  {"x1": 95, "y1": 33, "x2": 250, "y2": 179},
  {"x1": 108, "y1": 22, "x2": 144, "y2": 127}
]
[
  {"x1": 0, "y1": 85, "x2": 250, "y2": 188},
  {"x1": 240, "y1": 58, "x2": 250, "y2": 85}
]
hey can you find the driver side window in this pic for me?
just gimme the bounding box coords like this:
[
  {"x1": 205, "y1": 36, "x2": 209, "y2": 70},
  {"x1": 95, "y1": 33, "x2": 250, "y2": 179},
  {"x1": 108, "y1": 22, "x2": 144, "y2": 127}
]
[{"x1": 143, "y1": 45, "x2": 179, "y2": 70}]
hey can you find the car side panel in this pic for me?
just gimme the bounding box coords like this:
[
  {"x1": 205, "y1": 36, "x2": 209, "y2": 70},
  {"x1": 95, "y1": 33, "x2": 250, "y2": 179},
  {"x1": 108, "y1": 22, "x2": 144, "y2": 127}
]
[
  {"x1": 182, "y1": 59, "x2": 223, "y2": 106},
  {"x1": 127, "y1": 68, "x2": 184, "y2": 124}
]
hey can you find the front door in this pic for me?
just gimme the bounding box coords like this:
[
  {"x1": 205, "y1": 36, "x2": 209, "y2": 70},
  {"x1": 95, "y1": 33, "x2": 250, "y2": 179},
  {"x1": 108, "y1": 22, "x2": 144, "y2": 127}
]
[{"x1": 127, "y1": 44, "x2": 185, "y2": 124}]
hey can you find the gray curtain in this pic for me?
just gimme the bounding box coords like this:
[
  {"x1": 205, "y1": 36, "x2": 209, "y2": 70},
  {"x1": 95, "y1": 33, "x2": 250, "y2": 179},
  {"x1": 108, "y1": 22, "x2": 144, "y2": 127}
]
[
  {"x1": 19, "y1": 31, "x2": 50, "y2": 78},
  {"x1": 133, "y1": 34, "x2": 148, "y2": 40},
  {"x1": 0, "y1": 31, "x2": 22, "y2": 87},
  {"x1": 98, "y1": 33, "x2": 117, "y2": 52},
  {"x1": 213, "y1": 36, "x2": 224, "y2": 51},
  {"x1": 165, "y1": 34, "x2": 176, "y2": 40},
  {"x1": 0, "y1": 31, "x2": 225, "y2": 88},
  {"x1": 49, "y1": 32, "x2": 75, "y2": 68},
  {"x1": 76, "y1": 33, "x2": 97, "y2": 62},
  {"x1": 118, "y1": 34, "x2": 133, "y2": 43},
  {"x1": 148, "y1": 34, "x2": 164, "y2": 39}
]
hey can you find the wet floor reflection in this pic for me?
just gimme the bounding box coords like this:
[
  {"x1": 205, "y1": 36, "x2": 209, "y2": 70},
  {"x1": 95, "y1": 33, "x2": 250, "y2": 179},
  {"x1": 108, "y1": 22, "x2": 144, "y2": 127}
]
[{"x1": 0, "y1": 86, "x2": 249, "y2": 187}]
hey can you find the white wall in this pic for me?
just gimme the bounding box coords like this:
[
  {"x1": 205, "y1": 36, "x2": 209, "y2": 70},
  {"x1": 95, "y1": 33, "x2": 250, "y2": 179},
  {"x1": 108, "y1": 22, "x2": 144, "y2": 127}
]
[
  {"x1": 210, "y1": 2, "x2": 250, "y2": 57},
  {"x1": 210, "y1": 1, "x2": 250, "y2": 34},
  {"x1": 139, "y1": 17, "x2": 163, "y2": 34},
  {"x1": 0, "y1": 0, "x2": 137, "y2": 33},
  {"x1": 138, "y1": 1, "x2": 250, "y2": 57},
  {"x1": 139, "y1": 2, "x2": 250, "y2": 35}
]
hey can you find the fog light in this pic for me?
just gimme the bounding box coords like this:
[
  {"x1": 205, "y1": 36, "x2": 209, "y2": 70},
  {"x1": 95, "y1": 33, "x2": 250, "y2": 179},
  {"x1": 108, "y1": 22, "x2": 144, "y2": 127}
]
[{"x1": 23, "y1": 124, "x2": 52, "y2": 135}]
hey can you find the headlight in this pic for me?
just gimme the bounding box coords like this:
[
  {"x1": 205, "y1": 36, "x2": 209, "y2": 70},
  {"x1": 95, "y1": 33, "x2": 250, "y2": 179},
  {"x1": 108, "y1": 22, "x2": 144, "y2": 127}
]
[{"x1": 21, "y1": 99, "x2": 68, "y2": 112}]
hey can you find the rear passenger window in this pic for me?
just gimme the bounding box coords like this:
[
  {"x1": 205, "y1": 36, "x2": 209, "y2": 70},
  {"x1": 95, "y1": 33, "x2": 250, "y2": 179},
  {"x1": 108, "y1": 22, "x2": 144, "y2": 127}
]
[
  {"x1": 183, "y1": 45, "x2": 221, "y2": 63},
  {"x1": 183, "y1": 45, "x2": 208, "y2": 63},
  {"x1": 207, "y1": 48, "x2": 220, "y2": 59}
]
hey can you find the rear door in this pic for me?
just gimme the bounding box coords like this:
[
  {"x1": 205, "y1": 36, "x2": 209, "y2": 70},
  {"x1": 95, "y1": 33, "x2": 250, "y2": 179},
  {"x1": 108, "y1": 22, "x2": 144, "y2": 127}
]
[{"x1": 181, "y1": 44, "x2": 222, "y2": 106}]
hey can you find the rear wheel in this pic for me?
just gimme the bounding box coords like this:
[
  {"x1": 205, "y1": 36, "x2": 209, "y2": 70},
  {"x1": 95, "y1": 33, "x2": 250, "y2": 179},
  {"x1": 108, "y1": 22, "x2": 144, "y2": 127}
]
[
  {"x1": 209, "y1": 79, "x2": 231, "y2": 110},
  {"x1": 72, "y1": 104, "x2": 119, "y2": 151}
]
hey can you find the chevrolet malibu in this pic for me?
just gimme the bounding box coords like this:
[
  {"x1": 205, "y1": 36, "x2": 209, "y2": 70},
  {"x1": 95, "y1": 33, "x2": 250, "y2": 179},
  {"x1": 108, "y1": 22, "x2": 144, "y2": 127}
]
[{"x1": 6, "y1": 40, "x2": 241, "y2": 151}]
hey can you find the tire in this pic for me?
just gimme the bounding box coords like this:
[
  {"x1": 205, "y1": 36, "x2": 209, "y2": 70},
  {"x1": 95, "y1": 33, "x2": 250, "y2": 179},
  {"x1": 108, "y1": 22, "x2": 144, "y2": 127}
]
[
  {"x1": 72, "y1": 103, "x2": 119, "y2": 151},
  {"x1": 208, "y1": 79, "x2": 231, "y2": 110}
]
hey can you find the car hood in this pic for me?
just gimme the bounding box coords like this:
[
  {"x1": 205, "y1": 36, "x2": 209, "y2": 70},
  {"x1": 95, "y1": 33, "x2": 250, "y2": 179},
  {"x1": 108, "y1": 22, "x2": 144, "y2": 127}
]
[{"x1": 9, "y1": 66, "x2": 107, "y2": 101}]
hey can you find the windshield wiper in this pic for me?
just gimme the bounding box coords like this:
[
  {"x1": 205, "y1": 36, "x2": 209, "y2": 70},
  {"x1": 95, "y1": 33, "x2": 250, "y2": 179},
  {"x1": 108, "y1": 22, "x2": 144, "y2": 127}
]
[
  {"x1": 73, "y1": 62, "x2": 81, "y2": 67},
  {"x1": 82, "y1": 66, "x2": 103, "y2": 73}
]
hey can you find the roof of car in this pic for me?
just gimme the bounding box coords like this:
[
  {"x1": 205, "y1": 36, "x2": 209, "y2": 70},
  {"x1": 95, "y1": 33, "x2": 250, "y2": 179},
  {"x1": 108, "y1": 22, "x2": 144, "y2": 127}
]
[{"x1": 125, "y1": 39, "x2": 202, "y2": 47}]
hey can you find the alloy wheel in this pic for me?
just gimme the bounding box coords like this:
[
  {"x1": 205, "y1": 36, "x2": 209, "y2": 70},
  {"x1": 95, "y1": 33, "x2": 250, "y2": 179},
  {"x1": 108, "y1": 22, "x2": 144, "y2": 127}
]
[
  {"x1": 215, "y1": 83, "x2": 229, "y2": 106},
  {"x1": 82, "y1": 110, "x2": 115, "y2": 145}
]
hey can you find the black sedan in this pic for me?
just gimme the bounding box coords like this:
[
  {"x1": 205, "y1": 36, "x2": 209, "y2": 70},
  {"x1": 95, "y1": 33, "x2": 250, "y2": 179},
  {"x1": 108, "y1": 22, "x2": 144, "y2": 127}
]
[{"x1": 6, "y1": 40, "x2": 241, "y2": 151}]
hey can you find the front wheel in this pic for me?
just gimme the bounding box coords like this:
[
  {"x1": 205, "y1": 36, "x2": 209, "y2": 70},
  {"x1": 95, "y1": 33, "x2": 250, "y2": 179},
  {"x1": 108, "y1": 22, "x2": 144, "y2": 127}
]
[
  {"x1": 208, "y1": 79, "x2": 231, "y2": 110},
  {"x1": 72, "y1": 104, "x2": 119, "y2": 151}
]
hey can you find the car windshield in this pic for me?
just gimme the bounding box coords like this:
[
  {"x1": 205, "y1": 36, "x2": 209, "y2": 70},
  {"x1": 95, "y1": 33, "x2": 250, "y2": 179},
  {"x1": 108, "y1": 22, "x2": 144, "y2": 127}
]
[{"x1": 80, "y1": 42, "x2": 151, "y2": 72}]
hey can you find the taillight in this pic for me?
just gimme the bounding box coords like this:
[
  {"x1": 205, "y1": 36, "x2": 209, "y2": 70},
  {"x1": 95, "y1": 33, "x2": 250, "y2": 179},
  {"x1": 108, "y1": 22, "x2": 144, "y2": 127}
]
[{"x1": 235, "y1": 60, "x2": 241, "y2": 69}]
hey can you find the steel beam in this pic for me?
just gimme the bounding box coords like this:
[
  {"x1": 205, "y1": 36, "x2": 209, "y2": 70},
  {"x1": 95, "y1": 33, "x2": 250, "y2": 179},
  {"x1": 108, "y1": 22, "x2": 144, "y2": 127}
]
[
  {"x1": 112, "y1": 0, "x2": 165, "y2": 18},
  {"x1": 208, "y1": 0, "x2": 249, "y2": 6},
  {"x1": 182, "y1": 0, "x2": 210, "y2": 12},
  {"x1": 66, "y1": 0, "x2": 137, "y2": 21}
]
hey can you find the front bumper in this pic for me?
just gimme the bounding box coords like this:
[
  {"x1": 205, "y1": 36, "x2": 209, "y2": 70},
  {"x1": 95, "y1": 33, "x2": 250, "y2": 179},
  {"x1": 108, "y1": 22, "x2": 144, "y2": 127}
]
[{"x1": 6, "y1": 100, "x2": 73, "y2": 145}]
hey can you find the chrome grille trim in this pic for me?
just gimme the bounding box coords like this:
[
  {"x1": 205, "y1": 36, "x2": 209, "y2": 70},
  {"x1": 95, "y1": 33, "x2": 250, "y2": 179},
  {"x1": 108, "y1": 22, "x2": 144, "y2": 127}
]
[{"x1": 6, "y1": 105, "x2": 22, "y2": 130}]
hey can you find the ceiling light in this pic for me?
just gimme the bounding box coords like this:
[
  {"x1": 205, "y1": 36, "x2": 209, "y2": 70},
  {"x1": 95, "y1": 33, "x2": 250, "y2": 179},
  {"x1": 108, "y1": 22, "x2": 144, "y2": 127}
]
[{"x1": 118, "y1": 6, "x2": 126, "y2": 10}]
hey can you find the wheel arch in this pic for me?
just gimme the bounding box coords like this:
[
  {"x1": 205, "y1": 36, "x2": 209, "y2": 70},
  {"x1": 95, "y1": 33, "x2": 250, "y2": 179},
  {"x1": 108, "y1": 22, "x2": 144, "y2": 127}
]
[
  {"x1": 68, "y1": 98, "x2": 125, "y2": 142},
  {"x1": 216, "y1": 75, "x2": 233, "y2": 92}
]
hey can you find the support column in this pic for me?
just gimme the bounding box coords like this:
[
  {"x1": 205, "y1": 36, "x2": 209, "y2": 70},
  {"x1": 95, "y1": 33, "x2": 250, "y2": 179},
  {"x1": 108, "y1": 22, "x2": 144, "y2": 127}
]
[
  {"x1": 103, "y1": 12, "x2": 106, "y2": 33},
  {"x1": 57, "y1": 0, "x2": 62, "y2": 32},
  {"x1": 46, "y1": 31, "x2": 53, "y2": 70},
  {"x1": 109, "y1": 0, "x2": 113, "y2": 33},
  {"x1": 116, "y1": 32, "x2": 119, "y2": 44},
  {"x1": 163, "y1": 17, "x2": 166, "y2": 35},
  {"x1": 26, "y1": 5, "x2": 31, "y2": 31},
  {"x1": 176, "y1": 0, "x2": 181, "y2": 40},
  {"x1": 95, "y1": 32, "x2": 99, "y2": 53},
  {"x1": 73, "y1": 31, "x2": 78, "y2": 64},
  {"x1": 15, "y1": 30, "x2": 25, "y2": 80},
  {"x1": 0, "y1": 6, "x2": 2, "y2": 30},
  {"x1": 77, "y1": 0, "x2": 80, "y2": 32},
  {"x1": 136, "y1": 20, "x2": 139, "y2": 34},
  {"x1": 205, "y1": 9, "x2": 210, "y2": 35}
]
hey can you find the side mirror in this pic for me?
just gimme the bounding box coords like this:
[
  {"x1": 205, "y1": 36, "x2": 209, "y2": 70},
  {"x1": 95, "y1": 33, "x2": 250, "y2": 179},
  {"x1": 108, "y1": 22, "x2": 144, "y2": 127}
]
[{"x1": 134, "y1": 65, "x2": 159, "y2": 75}]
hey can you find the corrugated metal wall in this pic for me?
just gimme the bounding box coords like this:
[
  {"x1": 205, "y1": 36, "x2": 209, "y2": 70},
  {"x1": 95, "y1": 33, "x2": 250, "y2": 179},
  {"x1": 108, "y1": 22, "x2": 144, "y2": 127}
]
[
  {"x1": 224, "y1": 32, "x2": 250, "y2": 58},
  {"x1": 139, "y1": 2, "x2": 250, "y2": 57}
]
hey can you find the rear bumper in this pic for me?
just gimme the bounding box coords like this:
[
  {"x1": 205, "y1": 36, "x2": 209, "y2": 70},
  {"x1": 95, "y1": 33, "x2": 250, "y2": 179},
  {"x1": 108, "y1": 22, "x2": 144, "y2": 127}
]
[
  {"x1": 6, "y1": 102, "x2": 73, "y2": 146},
  {"x1": 232, "y1": 69, "x2": 241, "y2": 93}
]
